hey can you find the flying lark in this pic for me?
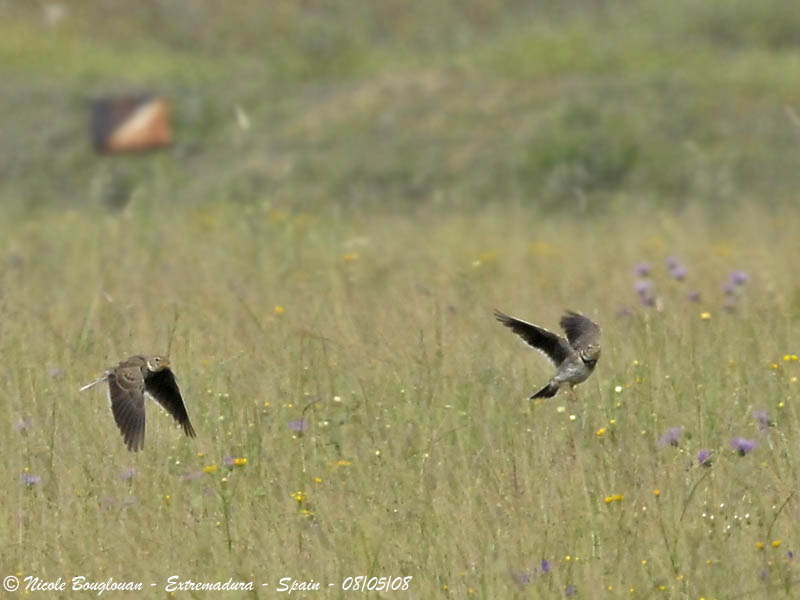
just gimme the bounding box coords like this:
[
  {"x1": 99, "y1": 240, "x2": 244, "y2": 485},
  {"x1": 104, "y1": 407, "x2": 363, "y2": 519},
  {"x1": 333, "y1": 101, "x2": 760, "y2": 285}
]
[
  {"x1": 80, "y1": 355, "x2": 196, "y2": 451},
  {"x1": 494, "y1": 309, "x2": 601, "y2": 399}
]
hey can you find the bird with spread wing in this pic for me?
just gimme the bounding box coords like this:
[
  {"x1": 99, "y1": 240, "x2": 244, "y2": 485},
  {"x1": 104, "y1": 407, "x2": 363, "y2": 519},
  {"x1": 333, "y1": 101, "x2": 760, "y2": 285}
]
[
  {"x1": 80, "y1": 355, "x2": 196, "y2": 451},
  {"x1": 494, "y1": 309, "x2": 601, "y2": 400}
]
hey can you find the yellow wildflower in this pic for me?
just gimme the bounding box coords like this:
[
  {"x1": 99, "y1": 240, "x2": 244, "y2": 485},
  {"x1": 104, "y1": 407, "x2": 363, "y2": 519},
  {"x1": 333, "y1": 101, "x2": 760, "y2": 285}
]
[
  {"x1": 604, "y1": 494, "x2": 625, "y2": 504},
  {"x1": 700, "y1": 312, "x2": 711, "y2": 320},
  {"x1": 203, "y1": 465, "x2": 218, "y2": 473},
  {"x1": 274, "y1": 305, "x2": 285, "y2": 315},
  {"x1": 596, "y1": 427, "x2": 607, "y2": 437},
  {"x1": 772, "y1": 540, "x2": 782, "y2": 548},
  {"x1": 337, "y1": 459, "x2": 353, "y2": 467},
  {"x1": 233, "y1": 457, "x2": 247, "y2": 467},
  {"x1": 268, "y1": 209, "x2": 289, "y2": 224},
  {"x1": 653, "y1": 489, "x2": 661, "y2": 497},
  {"x1": 756, "y1": 542, "x2": 765, "y2": 550},
  {"x1": 292, "y1": 491, "x2": 306, "y2": 503},
  {"x1": 529, "y1": 241, "x2": 554, "y2": 256}
]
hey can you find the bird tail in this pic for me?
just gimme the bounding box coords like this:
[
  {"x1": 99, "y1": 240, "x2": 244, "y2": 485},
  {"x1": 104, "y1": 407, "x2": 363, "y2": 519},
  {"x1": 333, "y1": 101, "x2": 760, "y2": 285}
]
[
  {"x1": 530, "y1": 382, "x2": 559, "y2": 399},
  {"x1": 79, "y1": 375, "x2": 107, "y2": 392}
]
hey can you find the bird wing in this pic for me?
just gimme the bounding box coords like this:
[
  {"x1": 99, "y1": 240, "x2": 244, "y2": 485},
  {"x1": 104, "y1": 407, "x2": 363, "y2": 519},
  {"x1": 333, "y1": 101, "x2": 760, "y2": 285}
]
[
  {"x1": 560, "y1": 311, "x2": 601, "y2": 350},
  {"x1": 494, "y1": 309, "x2": 573, "y2": 365},
  {"x1": 107, "y1": 366, "x2": 147, "y2": 452},
  {"x1": 144, "y1": 368, "x2": 196, "y2": 438}
]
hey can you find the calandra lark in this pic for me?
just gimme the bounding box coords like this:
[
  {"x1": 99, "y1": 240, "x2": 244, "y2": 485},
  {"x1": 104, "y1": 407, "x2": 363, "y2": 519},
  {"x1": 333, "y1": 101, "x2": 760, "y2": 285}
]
[
  {"x1": 494, "y1": 309, "x2": 601, "y2": 399},
  {"x1": 80, "y1": 355, "x2": 196, "y2": 451}
]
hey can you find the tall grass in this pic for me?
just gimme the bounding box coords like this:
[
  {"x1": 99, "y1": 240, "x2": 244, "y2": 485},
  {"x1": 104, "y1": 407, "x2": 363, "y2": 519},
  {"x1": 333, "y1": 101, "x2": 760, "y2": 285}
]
[
  {"x1": 3, "y1": 1, "x2": 800, "y2": 596},
  {"x1": 2, "y1": 202, "x2": 800, "y2": 596}
]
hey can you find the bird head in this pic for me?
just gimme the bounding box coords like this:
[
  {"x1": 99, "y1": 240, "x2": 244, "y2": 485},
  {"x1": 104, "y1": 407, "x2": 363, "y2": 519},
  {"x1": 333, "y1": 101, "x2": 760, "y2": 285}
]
[
  {"x1": 581, "y1": 344, "x2": 601, "y2": 363},
  {"x1": 146, "y1": 355, "x2": 170, "y2": 371}
]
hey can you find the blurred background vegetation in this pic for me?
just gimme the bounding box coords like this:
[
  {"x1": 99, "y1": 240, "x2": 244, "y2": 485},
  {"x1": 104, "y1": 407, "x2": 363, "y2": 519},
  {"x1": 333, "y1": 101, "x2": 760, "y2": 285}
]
[
  {"x1": 3, "y1": 2, "x2": 800, "y2": 598},
  {"x1": 3, "y1": 0, "x2": 800, "y2": 218}
]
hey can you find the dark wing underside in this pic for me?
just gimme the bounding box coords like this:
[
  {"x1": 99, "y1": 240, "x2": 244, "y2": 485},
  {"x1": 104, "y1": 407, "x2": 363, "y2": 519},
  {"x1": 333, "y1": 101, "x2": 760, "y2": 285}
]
[
  {"x1": 107, "y1": 370, "x2": 146, "y2": 452},
  {"x1": 144, "y1": 368, "x2": 196, "y2": 438},
  {"x1": 560, "y1": 311, "x2": 601, "y2": 350},
  {"x1": 494, "y1": 309, "x2": 573, "y2": 365}
]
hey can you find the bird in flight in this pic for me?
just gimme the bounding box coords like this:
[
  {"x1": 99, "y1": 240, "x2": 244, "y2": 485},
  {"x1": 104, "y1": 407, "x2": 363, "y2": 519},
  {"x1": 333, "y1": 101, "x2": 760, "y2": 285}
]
[
  {"x1": 80, "y1": 355, "x2": 196, "y2": 451},
  {"x1": 494, "y1": 309, "x2": 601, "y2": 400}
]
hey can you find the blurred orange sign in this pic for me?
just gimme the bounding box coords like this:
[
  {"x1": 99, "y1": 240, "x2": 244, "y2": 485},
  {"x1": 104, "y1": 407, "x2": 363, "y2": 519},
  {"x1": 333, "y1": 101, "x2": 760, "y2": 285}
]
[{"x1": 91, "y1": 95, "x2": 173, "y2": 154}]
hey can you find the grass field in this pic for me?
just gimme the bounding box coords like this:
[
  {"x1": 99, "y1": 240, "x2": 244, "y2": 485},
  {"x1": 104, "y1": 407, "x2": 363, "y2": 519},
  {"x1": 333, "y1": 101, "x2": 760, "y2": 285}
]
[{"x1": 3, "y1": 1, "x2": 800, "y2": 598}]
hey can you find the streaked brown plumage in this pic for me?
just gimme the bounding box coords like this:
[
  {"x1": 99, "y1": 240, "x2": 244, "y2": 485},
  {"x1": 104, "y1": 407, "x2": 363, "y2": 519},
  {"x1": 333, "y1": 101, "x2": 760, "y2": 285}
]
[
  {"x1": 494, "y1": 309, "x2": 601, "y2": 399},
  {"x1": 80, "y1": 355, "x2": 196, "y2": 451}
]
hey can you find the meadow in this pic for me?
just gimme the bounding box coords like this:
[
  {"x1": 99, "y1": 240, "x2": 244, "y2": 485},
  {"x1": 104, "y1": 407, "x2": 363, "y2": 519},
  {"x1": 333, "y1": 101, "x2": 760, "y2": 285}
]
[{"x1": 3, "y1": 1, "x2": 800, "y2": 598}]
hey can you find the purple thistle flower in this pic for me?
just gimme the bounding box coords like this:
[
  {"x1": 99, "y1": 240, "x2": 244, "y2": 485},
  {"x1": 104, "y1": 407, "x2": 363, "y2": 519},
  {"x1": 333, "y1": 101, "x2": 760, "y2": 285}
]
[
  {"x1": 21, "y1": 473, "x2": 41, "y2": 486},
  {"x1": 671, "y1": 265, "x2": 687, "y2": 281},
  {"x1": 752, "y1": 410, "x2": 773, "y2": 431},
  {"x1": 658, "y1": 427, "x2": 684, "y2": 447},
  {"x1": 13, "y1": 417, "x2": 33, "y2": 434},
  {"x1": 723, "y1": 296, "x2": 738, "y2": 312},
  {"x1": 788, "y1": 551, "x2": 794, "y2": 560},
  {"x1": 289, "y1": 419, "x2": 309, "y2": 432},
  {"x1": 697, "y1": 449, "x2": 712, "y2": 467},
  {"x1": 687, "y1": 291, "x2": 701, "y2": 303},
  {"x1": 666, "y1": 255, "x2": 681, "y2": 270},
  {"x1": 634, "y1": 279, "x2": 656, "y2": 307},
  {"x1": 540, "y1": 559, "x2": 551, "y2": 574},
  {"x1": 635, "y1": 262, "x2": 651, "y2": 277},
  {"x1": 634, "y1": 279, "x2": 653, "y2": 296},
  {"x1": 120, "y1": 467, "x2": 137, "y2": 481},
  {"x1": 731, "y1": 437, "x2": 757, "y2": 456},
  {"x1": 224, "y1": 455, "x2": 235, "y2": 467},
  {"x1": 182, "y1": 470, "x2": 205, "y2": 482},
  {"x1": 565, "y1": 584, "x2": 577, "y2": 597},
  {"x1": 511, "y1": 571, "x2": 533, "y2": 587},
  {"x1": 729, "y1": 270, "x2": 750, "y2": 286}
]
